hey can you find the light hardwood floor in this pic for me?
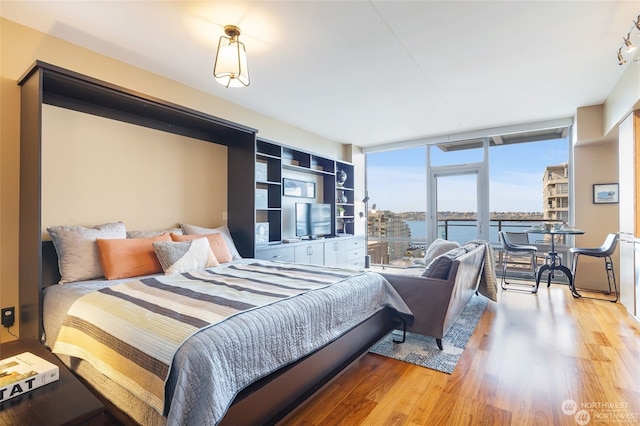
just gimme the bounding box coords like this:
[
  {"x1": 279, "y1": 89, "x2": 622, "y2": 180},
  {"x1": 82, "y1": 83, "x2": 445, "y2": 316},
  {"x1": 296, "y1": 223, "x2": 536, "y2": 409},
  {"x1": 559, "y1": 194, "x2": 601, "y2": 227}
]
[{"x1": 280, "y1": 284, "x2": 640, "y2": 426}]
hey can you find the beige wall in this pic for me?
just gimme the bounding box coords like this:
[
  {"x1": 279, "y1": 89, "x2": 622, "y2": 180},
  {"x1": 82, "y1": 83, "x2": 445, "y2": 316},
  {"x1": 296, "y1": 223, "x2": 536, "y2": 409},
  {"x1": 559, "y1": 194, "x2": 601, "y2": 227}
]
[
  {"x1": 0, "y1": 18, "x2": 345, "y2": 342},
  {"x1": 572, "y1": 141, "x2": 620, "y2": 289},
  {"x1": 41, "y1": 105, "x2": 228, "y2": 234},
  {"x1": 572, "y1": 61, "x2": 640, "y2": 292}
]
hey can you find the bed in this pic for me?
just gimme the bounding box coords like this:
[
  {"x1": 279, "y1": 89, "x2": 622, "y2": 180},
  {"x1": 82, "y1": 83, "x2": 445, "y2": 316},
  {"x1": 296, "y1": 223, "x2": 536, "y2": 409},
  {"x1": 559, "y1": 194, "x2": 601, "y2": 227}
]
[
  {"x1": 19, "y1": 62, "x2": 412, "y2": 425},
  {"x1": 40, "y1": 237, "x2": 412, "y2": 425}
]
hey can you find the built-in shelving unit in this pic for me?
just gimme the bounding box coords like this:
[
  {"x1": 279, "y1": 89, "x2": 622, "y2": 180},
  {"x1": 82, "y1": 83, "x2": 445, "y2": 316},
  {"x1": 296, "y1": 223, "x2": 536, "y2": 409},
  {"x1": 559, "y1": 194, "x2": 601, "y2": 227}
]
[
  {"x1": 335, "y1": 161, "x2": 356, "y2": 235},
  {"x1": 254, "y1": 139, "x2": 362, "y2": 267},
  {"x1": 255, "y1": 140, "x2": 283, "y2": 245},
  {"x1": 255, "y1": 139, "x2": 355, "y2": 244}
]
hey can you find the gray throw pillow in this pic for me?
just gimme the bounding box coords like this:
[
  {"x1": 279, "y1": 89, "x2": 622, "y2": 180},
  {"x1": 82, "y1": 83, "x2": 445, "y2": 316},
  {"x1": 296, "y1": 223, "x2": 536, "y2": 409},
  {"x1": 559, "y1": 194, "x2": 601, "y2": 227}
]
[
  {"x1": 422, "y1": 255, "x2": 454, "y2": 279},
  {"x1": 153, "y1": 238, "x2": 218, "y2": 275},
  {"x1": 180, "y1": 223, "x2": 242, "y2": 260},
  {"x1": 47, "y1": 221, "x2": 127, "y2": 283},
  {"x1": 423, "y1": 238, "x2": 460, "y2": 265},
  {"x1": 444, "y1": 247, "x2": 467, "y2": 259},
  {"x1": 126, "y1": 227, "x2": 183, "y2": 238}
]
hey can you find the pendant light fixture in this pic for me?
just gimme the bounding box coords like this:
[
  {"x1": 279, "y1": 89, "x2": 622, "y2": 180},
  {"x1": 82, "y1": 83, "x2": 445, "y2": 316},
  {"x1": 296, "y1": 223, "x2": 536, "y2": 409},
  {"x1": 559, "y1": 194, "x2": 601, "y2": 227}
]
[
  {"x1": 213, "y1": 25, "x2": 250, "y2": 88},
  {"x1": 616, "y1": 15, "x2": 640, "y2": 66},
  {"x1": 618, "y1": 47, "x2": 627, "y2": 66},
  {"x1": 623, "y1": 32, "x2": 636, "y2": 53}
]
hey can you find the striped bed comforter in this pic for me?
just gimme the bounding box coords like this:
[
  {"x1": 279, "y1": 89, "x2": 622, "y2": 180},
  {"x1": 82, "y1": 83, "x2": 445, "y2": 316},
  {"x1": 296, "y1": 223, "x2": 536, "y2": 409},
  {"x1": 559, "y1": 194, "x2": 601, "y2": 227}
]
[{"x1": 49, "y1": 259, "x2": 411, "y2": 425}]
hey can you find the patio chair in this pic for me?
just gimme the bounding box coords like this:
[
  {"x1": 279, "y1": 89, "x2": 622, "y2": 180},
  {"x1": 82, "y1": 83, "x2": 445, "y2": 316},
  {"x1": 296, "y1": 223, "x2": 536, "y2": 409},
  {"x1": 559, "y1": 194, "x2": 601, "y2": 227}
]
[
  {"x1": 499, "y1": 231, "x2": 538, "y2": 293},
  {"x1": 569, "y1": 233, "x2": 618, "y2": 302}
]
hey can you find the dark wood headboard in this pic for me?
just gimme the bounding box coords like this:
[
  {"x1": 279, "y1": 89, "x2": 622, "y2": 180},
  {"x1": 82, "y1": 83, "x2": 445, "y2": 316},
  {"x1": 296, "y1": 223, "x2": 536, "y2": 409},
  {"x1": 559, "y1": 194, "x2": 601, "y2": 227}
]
[
  {"x1": 19, "y1": 61, "x2": 257, "y2": 340},
  {"x1": 42, "y1": 241, "x2": 61, "y2": 288}
]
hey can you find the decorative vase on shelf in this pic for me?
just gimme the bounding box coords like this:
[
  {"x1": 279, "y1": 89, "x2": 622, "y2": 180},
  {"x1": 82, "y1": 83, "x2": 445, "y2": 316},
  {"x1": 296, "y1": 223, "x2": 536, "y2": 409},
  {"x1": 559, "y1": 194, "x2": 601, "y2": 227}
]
[
  {"x1": 337, "y1": 190, "x2": 348, "y2": 204},
  {"x1": 336, "y1": 169, "x2": 347, "y2": 187}
]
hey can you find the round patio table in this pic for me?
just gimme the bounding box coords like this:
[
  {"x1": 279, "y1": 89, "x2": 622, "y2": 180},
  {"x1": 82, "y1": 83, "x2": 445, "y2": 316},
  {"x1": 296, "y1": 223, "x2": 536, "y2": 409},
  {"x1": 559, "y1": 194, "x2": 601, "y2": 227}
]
[{"x1": 527, "y1": 227, "x2": 584, "y2": 295}]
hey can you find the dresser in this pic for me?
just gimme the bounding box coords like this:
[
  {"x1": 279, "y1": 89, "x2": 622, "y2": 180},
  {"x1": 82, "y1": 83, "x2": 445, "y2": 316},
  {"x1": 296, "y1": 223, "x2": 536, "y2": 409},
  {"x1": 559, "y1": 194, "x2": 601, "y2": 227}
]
[{"x1": 256, "y1": 236, "x2": 365, "y2": 268}]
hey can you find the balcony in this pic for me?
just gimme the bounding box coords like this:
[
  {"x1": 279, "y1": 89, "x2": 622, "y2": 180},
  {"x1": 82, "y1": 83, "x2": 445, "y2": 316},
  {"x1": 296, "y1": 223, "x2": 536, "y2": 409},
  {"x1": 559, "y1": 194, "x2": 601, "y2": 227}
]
[{"x1": 367, "y1": 218, "x2": 570, "y2": 283}]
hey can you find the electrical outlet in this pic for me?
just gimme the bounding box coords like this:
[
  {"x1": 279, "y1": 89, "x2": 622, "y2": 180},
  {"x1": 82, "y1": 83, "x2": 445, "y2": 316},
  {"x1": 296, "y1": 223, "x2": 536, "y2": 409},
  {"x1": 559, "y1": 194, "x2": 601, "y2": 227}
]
[{"x1": 1, "y1": 307, "x2": 15, "y2": 328}]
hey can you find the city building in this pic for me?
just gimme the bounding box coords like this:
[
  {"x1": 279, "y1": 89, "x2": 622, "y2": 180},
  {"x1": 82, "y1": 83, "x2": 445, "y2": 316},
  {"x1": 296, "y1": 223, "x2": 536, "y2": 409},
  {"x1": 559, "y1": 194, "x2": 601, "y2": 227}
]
[
  {"x1": 367, "y1": 210, "x2": 411, "y2": 264},
  {"x1": 542, "y1": 163, "x2": 569, "y2": 223}
]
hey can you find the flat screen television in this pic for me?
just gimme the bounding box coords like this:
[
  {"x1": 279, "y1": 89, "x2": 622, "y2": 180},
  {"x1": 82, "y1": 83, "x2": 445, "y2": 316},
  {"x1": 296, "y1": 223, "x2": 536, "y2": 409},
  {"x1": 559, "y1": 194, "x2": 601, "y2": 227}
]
[{"x1": 295, "y1": 203, "x2": 332, "y2": 238}]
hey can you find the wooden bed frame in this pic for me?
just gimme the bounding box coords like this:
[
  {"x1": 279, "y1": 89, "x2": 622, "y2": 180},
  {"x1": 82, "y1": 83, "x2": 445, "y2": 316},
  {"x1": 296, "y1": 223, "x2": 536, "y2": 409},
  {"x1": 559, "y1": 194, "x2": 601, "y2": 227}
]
[{"x1": 23, "y1": 62, "x2": 404, "y2": 425}]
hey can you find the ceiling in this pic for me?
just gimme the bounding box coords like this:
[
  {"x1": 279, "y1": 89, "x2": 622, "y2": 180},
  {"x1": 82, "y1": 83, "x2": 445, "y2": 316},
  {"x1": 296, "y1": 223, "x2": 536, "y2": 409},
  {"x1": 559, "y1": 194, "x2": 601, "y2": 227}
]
[{"x1": 2, "y1": 1, "x2": 639, "y2": 148}]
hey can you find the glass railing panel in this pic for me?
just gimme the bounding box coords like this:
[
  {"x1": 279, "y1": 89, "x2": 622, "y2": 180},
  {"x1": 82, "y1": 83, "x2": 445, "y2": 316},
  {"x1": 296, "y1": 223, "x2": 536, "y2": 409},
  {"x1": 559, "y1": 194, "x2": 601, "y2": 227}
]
[
  {"x1": 367, "y1": 218, "x2": 567, "y2": 276},
  {"x1": 367, "y1": 237, "x2": 425, "y2": 267}
]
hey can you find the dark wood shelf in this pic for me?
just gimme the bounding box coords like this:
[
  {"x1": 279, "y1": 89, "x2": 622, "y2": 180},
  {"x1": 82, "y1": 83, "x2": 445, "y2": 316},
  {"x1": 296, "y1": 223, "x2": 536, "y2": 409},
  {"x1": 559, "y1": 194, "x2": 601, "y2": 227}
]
[
  {"x1": 282, "y1": 163, "x2": 335, "y2": 176},
  {"x1": 0, "y1": 338, "x2": 105, "y2": 425},
  {"x1": 256, "y1": 152, "x2": 281, "y2": 161},
  {"x1": 20, "y1": 61, "x2": 256, "y2": 144},
  {"x1": 256, "y1": 139, "x2": 354, "y2": 249}
]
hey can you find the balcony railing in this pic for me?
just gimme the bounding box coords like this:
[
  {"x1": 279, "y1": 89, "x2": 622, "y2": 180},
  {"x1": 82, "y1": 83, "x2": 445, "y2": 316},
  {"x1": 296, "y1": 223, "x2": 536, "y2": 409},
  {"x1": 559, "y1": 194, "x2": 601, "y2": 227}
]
[
  {"x1": 367, "y1": 218, "x2": 569, "y2": 281},
  {"x1": 435, "y1": 218, "x2": 564, "y2": 245}
]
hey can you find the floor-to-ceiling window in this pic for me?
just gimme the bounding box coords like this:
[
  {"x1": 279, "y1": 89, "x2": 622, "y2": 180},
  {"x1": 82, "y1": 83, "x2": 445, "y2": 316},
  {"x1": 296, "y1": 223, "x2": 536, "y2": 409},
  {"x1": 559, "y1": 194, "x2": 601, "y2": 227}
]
[
  {"x1": 366, "y1": 146, "x2": 426, "y2": 266},
  {"x1": 489, "y1": 137, "x2": 569, "y2": 240},
  {"x1": 364, "y1": 125, "x2": 570, "y2": 267}
]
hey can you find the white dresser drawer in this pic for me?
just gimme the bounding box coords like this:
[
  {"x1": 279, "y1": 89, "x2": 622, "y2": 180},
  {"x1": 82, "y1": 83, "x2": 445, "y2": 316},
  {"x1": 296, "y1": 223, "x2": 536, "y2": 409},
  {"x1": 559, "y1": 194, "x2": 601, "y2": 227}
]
[
  {"x1": 346, "y1": 247, "x2": 364, "y2": 260},
  {"x1": 255, "y1": 246, "x2": 295, "y2": 262}
]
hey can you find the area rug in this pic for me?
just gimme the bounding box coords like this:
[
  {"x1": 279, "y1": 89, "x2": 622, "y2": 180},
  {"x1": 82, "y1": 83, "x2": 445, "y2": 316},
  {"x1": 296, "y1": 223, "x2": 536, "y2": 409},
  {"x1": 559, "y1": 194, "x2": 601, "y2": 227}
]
[{"x1": 369, "y1": 295, "x2": 488, "y2": 374}]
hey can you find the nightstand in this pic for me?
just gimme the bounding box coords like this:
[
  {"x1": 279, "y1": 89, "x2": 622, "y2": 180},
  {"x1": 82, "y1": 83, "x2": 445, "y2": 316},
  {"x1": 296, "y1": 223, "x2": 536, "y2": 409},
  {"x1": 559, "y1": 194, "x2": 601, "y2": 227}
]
[{"x1": 0, "y1": 338, "x2": 105, "y2": 425}]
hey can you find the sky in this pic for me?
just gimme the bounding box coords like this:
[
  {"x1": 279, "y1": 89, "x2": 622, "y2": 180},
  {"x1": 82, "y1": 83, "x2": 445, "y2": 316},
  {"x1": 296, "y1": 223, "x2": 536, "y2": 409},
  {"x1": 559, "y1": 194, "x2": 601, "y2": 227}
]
[{"x1": 366, "y1": 138, "x2": 569, "y2": 213}]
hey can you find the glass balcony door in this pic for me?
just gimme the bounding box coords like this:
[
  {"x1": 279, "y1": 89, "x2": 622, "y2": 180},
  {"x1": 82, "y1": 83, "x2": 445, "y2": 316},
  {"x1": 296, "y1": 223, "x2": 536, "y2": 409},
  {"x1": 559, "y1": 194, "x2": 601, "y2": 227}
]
[{"x1": 428, "y1": 163, "x2": 489, "y2": 244}]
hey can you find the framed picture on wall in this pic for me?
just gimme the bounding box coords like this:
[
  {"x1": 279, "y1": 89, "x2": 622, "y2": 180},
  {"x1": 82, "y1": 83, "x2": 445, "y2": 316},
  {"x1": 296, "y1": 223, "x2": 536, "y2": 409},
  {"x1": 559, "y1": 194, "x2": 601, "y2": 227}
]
[
  {"x1": 593, "y1": 183, "x2": 619, "y2": 204},
  {"x1": 255, "y1": 161, "x2": 268, "y2": 182},
  {"x1": 255, "y1": 222, "x2": 269, "y2": 244},
  {"x1": 255, "y1": 188, "x2": 269, "y2": 209},
  {"x1": 283, "y1": 178, "x2": 316, "y2": 198}
]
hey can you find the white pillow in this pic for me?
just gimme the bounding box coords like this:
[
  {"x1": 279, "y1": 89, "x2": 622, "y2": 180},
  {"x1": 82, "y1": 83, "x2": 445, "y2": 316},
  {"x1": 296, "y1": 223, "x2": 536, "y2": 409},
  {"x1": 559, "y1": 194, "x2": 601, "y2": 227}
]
[
  {"x1": 47, "y1": 221, "x2": 127, "y2": 283},
  {"x1": 126, "y1": 227, "x2": 183, "y2": 238},
  {"x1": 180, "y1": 223, "x2": 242, "y2": 260},
  {"x1": 423, "y1": 238, "x2": 460, "y2": 265},
  {"x1": 153, "y1": 238, "x2": 219, "y2": 275}
]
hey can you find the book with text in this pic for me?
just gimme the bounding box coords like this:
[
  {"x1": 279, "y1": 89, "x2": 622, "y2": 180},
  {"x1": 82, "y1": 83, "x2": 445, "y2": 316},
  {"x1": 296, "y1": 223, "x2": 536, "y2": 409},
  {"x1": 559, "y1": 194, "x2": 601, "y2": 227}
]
[{"x1": 0, "y1": 351, "x2": 59, "y2": 403}]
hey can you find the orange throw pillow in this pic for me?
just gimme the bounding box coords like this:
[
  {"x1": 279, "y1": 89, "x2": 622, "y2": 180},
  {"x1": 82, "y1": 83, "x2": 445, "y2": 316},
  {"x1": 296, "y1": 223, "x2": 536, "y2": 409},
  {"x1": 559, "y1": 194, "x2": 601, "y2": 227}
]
[
  {"x1": 97, "y1": 234, "x2": 171, "y2": 280},
  {"x1": 170, "y1": 232, "x2": 233, "y2": 263}
]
